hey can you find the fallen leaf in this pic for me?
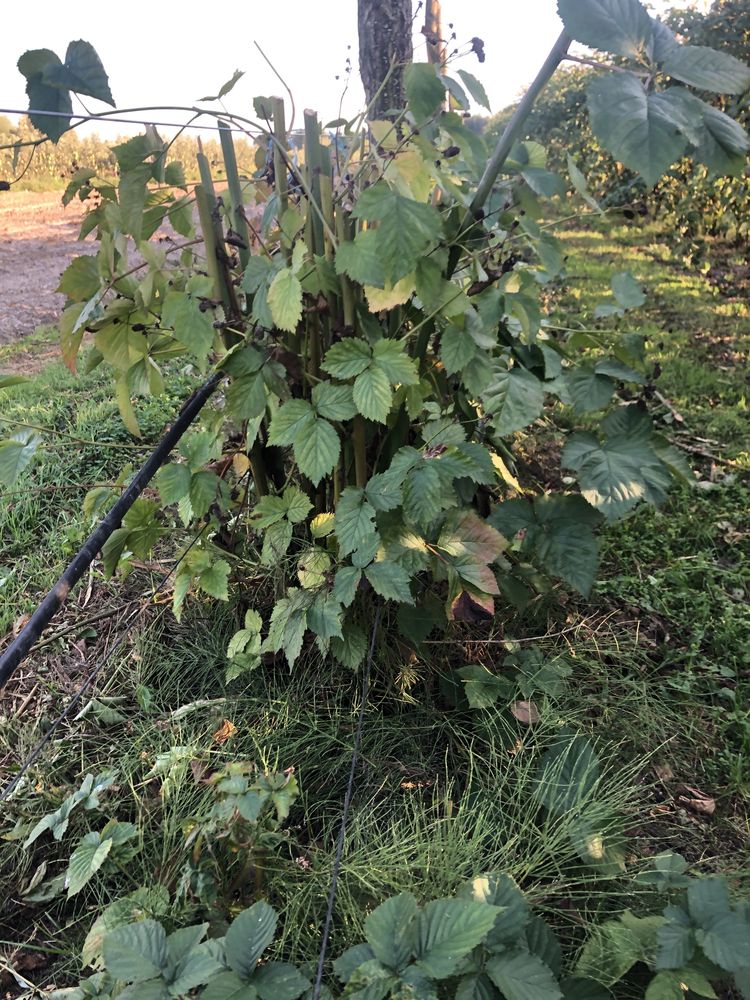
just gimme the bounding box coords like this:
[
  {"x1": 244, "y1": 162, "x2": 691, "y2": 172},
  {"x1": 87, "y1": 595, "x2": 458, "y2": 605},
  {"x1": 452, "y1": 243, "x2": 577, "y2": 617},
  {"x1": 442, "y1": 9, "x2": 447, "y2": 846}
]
[
  {"x1": 12, "y1": 614, "x2": 30, "y2": 637},
  {"x1": 654, "y1": 763, "x2": 674, "y2": 782},
  {"x1": 212, "y1": 719, "x2": 237, "y2": 745},
  {"x1": 510, "y1": 700, "x2": 540, "y2": 725},
  {"x1": 677, "y1": 785, "x2": 715, "y2": 816}
]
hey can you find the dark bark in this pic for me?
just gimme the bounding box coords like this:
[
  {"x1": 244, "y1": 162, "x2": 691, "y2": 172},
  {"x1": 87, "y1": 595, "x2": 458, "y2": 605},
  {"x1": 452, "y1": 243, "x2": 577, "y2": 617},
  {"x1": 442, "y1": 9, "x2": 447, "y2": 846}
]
[
  {"x1": 358, "y1": 0, "x2": 414, "y2": 118},
  {"x1": 0, "y1": 373, "x2": 221, "y2": 689}
]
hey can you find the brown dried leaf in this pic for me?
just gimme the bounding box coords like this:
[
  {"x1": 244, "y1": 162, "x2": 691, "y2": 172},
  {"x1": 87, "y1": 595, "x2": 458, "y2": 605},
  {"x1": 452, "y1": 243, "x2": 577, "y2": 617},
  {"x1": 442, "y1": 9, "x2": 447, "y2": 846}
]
[
  {"x1": 677, "y1": 785, "x2": 715, "y2": 816},
  {"x1": 212, "y1": 719, "x2": 237, "y2": 745},
  {"x1": 510, "y1": 700, "x2": 540, "y2": 725},
  {"x1": 654, "y1": 763, "x2": 674, "y2": 782},
  {"x1": 12, "y1": 614, "x2": 30, "y2": 637}
]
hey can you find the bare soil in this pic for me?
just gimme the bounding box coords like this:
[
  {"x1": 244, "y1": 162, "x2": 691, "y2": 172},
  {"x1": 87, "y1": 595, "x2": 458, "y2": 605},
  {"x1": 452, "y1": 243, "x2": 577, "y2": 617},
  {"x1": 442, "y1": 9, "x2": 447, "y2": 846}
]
[{"x1": 0, "y1": 191, "x2": 92, "y2": 345}]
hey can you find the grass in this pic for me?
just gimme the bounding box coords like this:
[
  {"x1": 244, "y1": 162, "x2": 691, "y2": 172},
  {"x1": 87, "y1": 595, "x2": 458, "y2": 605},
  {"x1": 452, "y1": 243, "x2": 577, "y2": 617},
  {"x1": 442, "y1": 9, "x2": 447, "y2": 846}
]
[{"x1": 1, "y1": 220, "x2": 749, "y2": 993}]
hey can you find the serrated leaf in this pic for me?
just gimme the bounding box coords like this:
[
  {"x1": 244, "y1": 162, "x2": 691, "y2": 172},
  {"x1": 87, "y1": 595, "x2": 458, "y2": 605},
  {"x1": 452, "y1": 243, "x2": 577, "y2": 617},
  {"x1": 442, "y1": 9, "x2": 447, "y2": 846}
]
[
  {"x1": 364, "y1": 562, "x2": 414, "y2": 604},
  {"x1": 484, "y1": 366, "x2": 544, "y2": 435},
  {"x1": 201, "y1": 971, "x2": 256, "y2": 1000},
  {"x1": 82, "y1": 886, "x2": 170, "y2": 969},
  {"x1": 655, "y1": 921, "x2": 695, "y2": 970},
  {"x1": 225, "y1": 902, "x2": 277, "y2": 979},
  {"x1": 440, "y1": 325, "x2": 477, "y2": 375},
  {"x1": 57, "y1": 256, "x2": 100, "y2": 301},
  {"x1": 333, "y1": 566, "x2": 362, "y2": 607},
  {"x1": 566, "y1": 369, "x2": 616, "y2": 413},
  {"x1": 268, "y1": 399, "x2": 316, "y2": 446},
  {"x1": 403, "y1": 463, "x2": 442, "y2": 528},
  {"x1": 65, "y1": 836, "x2": 112, "y2": 897},
  {"x1": 365, "y1": 893, "x2": 418, "y2": 971},
  {"x1": 331, "y1": 623, "x2": 368, "y2": 669},
  {"x1": 365, "y1": 274, "x2": 417, "y2": 312},
  {"x1": 189, "y1": 470, "x2": 219, "y2": 518},
  {"x1": 465, "y1": 874, "x2": 530, "y2": 946},
  {"x1": 486, "y1": 950, "x2": 562, "y2": 1000},
  {"x1": 372, "y1": 340, "x2": 420, "y2": 386},
  {"x1": 334, "y1": 488, "x2": 377, "y2": 556},
  {"x1": 662, "y1": 45, "x2": 750, "y2": 96},
  {"x1": 405, "y1": 63, "x2": 447, "y2": 123},
  {"x1": 18, "y1": 49, "x2": 74, "y2": 142},
  {"x1": 198, "y1": 559, "x2": 230, "y2": 600},
  {"x1": 687, "y1": 877, "x2": 732, "y2": 928},
  {"x1": 322, "y1": 339, "x2": 372, "y2": 379},
  {"x1": 156, "y1": 464, "x2": 191, "y2": 505},
  {"x1": 312, "y1": 382, "x2": 358, "y2": 421},
  {"x1": 253, "y1": 962, "x2": 310, "y2": 1000},
  {"x1": 294, "y1": 417, "x2": 340, "y2": 485},
  {"x1": 695, "y1": 102, "x2": 750, "y2": 176},
  {"x1": 587, "y1": 73, "x2": 689, "y2": 187},
  {"x1": 562, "y1": 430, "x2": 671, "y2": 521},
  {"x1": 697, "y1": 915, "x2": 750, "y2": 972},
  {"x1": 353, "y1": 366, "x2": 393, "y2": 422},
  {"x1": 335, "y1": 231, "x2": 386, "y2": 287},
  {"x1": 352, "y1": 183, "x2": 443, "y2": 284},
  {"x1": 284, "y1": 486, "x2": 313, "y2": 524},
  {"x1": 161, "y1": 290, "x2": 214, "y2": 360},
  {"x1": 45, "y1": 40, "x2": 114, "y2": 105},
  {"x1": 268, "y1": 268, "x2": 303, "y2": 333},
  {"x1": 457, "y1": 70, "x2": 491, "y2": 111},
  {"x1": 415, "y1": 899, "x2": 500, "y2": 979},
  {"x1": 457, "y1": 665, "x2": 510, "y2": 710},
  {"x1": 297, "y1": 547, "x2": 332, "y2": 589},
  {"x1": 557, "y1": 0, "x2": 652, "y2": 59},
  {"x1": 334, "y1": 944, "x2": 377, "y2": 984},
  {"x1": 103, "y1": 920, "x2": 167, "y2": 981},
  {"x1": 575, "y1": 922, "x2": 642, "y2": 987}
]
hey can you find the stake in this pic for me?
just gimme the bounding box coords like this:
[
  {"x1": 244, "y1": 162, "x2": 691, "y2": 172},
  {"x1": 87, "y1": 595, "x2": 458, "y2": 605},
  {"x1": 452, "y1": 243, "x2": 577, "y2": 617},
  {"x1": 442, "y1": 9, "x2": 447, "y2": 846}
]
[{"x1": 448, "y1": 30, "x2": 572, "y2": 276}]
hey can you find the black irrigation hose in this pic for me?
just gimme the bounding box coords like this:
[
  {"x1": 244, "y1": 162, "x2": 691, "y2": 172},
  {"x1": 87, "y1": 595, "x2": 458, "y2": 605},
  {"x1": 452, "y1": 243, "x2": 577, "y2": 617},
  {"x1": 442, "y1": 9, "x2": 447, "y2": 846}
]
[
  {"x1": 311, "y1": 603, "x2": 381, "y2": 1000},
  {"x1": 0, "y1": 372, "x2": 221, "y2": 690}
]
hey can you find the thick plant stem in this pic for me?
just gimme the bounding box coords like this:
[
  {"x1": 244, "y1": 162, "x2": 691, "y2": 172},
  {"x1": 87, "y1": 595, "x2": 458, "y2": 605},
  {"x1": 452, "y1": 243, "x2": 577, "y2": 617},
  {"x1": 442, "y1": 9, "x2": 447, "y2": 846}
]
[
  {"x1": 353, "y1": 416, "x2": 367, "y2": 488},
  {"x1": 448, "y1": 29, "x2": 572, "y2": 276},
  {"x1": 195, "y1": 185, "x2": 242, "y2": 340},
  {"x1": 0, "y1": 374, "x2": 222, "y2": 689},
  {"x1": 219, "y1": 121, "x2": 251, "y2": 271},
  {"x1": 249, "y1": 441, "x2": 269, "y2": 498},
  {"x1": 194, "y1": 184, "x2": 226, "y2": 305},
  {"x1": 271, "y1": 97, "x2": 288, "y2": 223},
  {"x1": 304, "y1": 110, "x2": 325, "y2": 257}
]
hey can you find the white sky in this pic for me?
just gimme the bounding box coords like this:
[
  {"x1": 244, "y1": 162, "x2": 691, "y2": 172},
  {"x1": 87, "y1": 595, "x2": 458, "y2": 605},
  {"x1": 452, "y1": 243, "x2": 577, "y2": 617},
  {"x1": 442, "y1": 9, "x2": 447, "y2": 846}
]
[{"x1": 2, "y1": 0, "x2": 682, "y2": 138}]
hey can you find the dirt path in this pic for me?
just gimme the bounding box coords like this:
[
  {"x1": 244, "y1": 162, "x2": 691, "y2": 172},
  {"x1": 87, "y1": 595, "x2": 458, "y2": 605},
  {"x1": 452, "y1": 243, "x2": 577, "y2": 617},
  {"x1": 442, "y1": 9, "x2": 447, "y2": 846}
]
[{"x1": 0, "y1": 192, "x2": 92, "y2": 345}]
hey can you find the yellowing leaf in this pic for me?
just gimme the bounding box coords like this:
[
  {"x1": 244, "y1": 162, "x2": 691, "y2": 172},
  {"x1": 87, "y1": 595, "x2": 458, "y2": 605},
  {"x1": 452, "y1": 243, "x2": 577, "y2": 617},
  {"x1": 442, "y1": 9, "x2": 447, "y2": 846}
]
[
  {"x1": 365, "y1": 274, "x2": 416, "y2": 312},
  {"x1": 212, "y1": 719, "x2": 237, "y2": 744},
  {"x1": 392, "y1": 149, "x2": 433, "y2": 202}
]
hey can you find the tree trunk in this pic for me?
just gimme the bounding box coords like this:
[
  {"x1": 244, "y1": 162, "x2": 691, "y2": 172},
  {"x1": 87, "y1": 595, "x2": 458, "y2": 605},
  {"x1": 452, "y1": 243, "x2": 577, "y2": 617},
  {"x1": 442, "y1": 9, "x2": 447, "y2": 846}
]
[
  {"x1": 358, "y1": 0, "x2": 414, "y2": 118},
  {"x1": 424, "y1": 0, "x2": 445, "y2": 67}
]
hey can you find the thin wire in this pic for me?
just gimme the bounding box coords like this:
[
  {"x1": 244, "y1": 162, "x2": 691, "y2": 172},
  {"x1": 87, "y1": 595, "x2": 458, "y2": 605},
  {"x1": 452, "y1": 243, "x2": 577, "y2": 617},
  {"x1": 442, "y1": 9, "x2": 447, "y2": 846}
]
[
  {"x1": 0, "y1": 108, "x2": 258, "y2": 136},
  {"x1": 311, "y1": 602, "x2": 381, "y2": 1000},
  {"x1": 0, "y1": 525, "x2": 208, "y2": 801}
]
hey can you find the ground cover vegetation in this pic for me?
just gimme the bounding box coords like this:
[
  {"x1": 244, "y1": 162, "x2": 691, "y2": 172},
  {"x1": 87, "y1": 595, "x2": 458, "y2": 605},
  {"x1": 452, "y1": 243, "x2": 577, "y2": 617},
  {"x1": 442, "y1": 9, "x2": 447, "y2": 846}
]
[{"x1": 0, "y1": 1, "x2": 749, "y2": 997}]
